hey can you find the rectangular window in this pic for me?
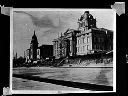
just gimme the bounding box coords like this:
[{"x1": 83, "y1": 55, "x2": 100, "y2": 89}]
[
  {"x1": 99, "y1": 38, "x2": 100, "y2": 42},
  {"x1": 94, "y1": 45, "x2": 96, "y2": 49},
  {"x1": 93, "y1": 37, "x2": 95, "y2": 43},
  {"x1": 100, "y1": 38, "x2": 102, "y2": 42},
  {"x1": 96, "y1": 45, "x2": 98, "y2": 49},
  {"x1": 84, "y1": 37, "x2": 86, "y2": 43},
  {"x1": 77, "y1": 47, "x2": 79, "y2": 52},
  {"x1": 95, "y1": 37, "x2": 97, "y2": 43},
  {"x1": 98, "y1": 45, "x2": 100, "y2": 49},
  {"x1": 87, "y1": 37, "x2": 89, "y2": 43},
  {"x1": 83, "y1": 38, "x2": 84, "y2": 43},
  {"x1": 87, "y1": 45, "x2": 89, "y2": 50},
  {"x1": 101, "y1": 38, "x2": 104, "y2": 42},
  {"x1": 77, "y1": 39, "x2": 79, "y2": 45},
  {"x1": 54, "y1": 50, "x2": 56, "y2": 55},
  {"x1": 99, "y1": 45, "x2": 100, "y2": 50},
  {"x1": 85, "y1": 45, "x2": 86, "y2": 51},
  {"x1": 100, "y1": 45, "x2": 102, "y2": 50},
  {"x1": 97, "y1": 45, "x2": 99, "y2": 49},
  {"x1": 110, "y1": 45, "x2": 111, "y2": 50},
  {"x1": 102, "y1": 46, "x2": 104, "y2": 50},
  {"x1": 37, "y1": 49, "x2": 40, "y2": 55}
]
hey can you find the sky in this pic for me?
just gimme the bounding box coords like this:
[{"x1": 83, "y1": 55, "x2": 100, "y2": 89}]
[{"x1": 13, "y1": 9, "x2": 115, "y2": 57}]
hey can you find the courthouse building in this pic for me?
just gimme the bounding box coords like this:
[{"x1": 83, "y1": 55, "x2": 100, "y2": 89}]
[
  {"x1": 26, "y1": 31, "x2": 53, "y2": 63},
  {"x1": 76, "y1": 11, "x2": 113, "y2": 55},
  {"x1": 53, "y1": 11, "x2": 113, "y2": 59},
  {"x1": 26, "y1": 31, "x2": 40, "y2": 62}
]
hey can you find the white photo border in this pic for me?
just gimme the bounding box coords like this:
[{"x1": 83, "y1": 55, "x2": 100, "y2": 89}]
[{"x1": 10, "y1": 8, "x2": 116, "y2": 94}]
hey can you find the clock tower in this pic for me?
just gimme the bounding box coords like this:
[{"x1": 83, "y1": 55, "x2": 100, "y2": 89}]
[{"x1": 30, "y1": 31, "x2": 39, "y2": 61}]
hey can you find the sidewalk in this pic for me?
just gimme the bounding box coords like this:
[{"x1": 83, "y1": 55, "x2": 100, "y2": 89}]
[
  {"x1": 12, "y1": 77, "x2": 87, "y2": 91},
  {"x1": 13, "y1": 74, "x2": 113, "y2": 91}
]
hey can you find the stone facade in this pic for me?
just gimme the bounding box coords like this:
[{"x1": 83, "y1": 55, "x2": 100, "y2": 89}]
[
  {"x1": 76, "y1": 28, "x2": 113, "y2": 55},
  {"x1": 53, "y1": 11, "x2": 113, "y2": 59},
  {"x1": 27, "y1": 31, "x2": 39, "y2": 62},
  {"x1": 53, "y1": 29, "x2": 79, "y2": 59}
]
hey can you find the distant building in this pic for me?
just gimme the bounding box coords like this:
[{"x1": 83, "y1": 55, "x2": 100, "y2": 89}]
[
  {"x1": 39, "y1": 45, "x2": 53, "y2": 59},
  {"x1": 26, "y1": 31, "x2": 53, "y2": 63},
  {"x1": 53, "y1": 35, "x2": 69, "y2": 59},
  {"x1": 26, "y1": 31, "x2": 39, "y2": 62},
  {"x1": 53, "y1": 29, "x2": 79, "y2": 59},
  {"x1": 53, "y1": 11, "x2": 113, "y2": 59}
]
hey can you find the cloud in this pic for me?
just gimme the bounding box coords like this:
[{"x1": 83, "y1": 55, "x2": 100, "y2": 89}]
[
  {"x1": 15, "y1": 11, "x2": 59, "y2": 28},
  {"x1": 30, "y1": 15, "x2": 56, "y2": 28},
  {"x1": 14, "y1": 11, "x2": 68, "y2": 38}
]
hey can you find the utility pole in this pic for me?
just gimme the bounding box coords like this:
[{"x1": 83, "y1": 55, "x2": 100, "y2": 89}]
[
  {"x1": 24, "y1": 51, "x2": 25, "y2": 59},
  {"x1": 16, "y1": 52, "x2": 17, "y2": 59},
  {"x1": 58, "y1": 12, "x2": 60, "y2": 38},
  {"x1": 61, "y1": 32, "x2": 62, "y2": 37},
  {"x1": 13, "y1": 50, "x2": 15, "y2": 59}
]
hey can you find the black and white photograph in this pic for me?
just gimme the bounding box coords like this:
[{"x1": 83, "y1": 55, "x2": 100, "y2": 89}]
[{"x1": 10, "y1": 8, "x2": 116, "y2": 94}]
